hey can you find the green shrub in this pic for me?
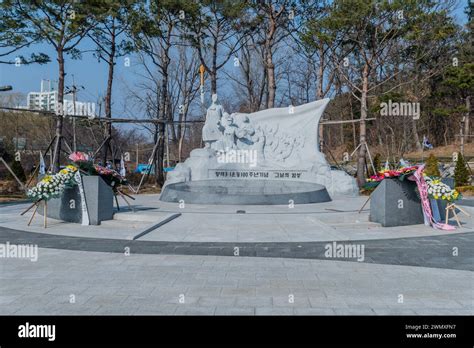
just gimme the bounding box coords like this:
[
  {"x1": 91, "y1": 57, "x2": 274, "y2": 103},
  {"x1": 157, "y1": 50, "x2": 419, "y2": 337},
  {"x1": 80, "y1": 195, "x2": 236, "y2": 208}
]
[
  {"x1": 372, "y1": 153, "x2": 382, "y2": 174},
  {"x1": 424, "y1": 154, "x2": 440, "y2": 177},
  {"x1": 454, "y1": 153, "x2": 470, "y2": 186}
]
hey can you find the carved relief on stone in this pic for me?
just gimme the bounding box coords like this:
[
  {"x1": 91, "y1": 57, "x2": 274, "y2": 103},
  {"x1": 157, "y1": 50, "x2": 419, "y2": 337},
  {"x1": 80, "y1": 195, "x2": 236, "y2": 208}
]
[
  {"x1": 221, "y1": 112, "x2": 237, "y2": 150},
  {"x1": 165, "y1": 98, "x2": 358, "y2": 196},
  {"x1": 234, "y1": 115, "x2": 256, "y2": 150}
]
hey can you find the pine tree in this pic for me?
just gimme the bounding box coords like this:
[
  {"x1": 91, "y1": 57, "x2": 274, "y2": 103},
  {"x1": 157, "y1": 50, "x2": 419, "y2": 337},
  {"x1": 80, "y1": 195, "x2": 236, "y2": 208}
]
[
  {"x1": 7, "y1": 0, "x2": 98, "y2": 172},
  {"x1": 454, "y1": 153, "x2": 470, "y2": 187},
  {"x1": 424, "y1": 154, "x2": 440, "y2": 177}
]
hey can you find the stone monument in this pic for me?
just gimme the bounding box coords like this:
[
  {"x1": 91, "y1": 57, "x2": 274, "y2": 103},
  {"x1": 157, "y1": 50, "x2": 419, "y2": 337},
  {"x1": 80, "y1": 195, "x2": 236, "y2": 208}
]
[
  {"x1": 160, "y1": 96, "x2": 358, "y2": 204},
  {"x1": 39, "y1": 176, "x2": 114, "y2": 225}
]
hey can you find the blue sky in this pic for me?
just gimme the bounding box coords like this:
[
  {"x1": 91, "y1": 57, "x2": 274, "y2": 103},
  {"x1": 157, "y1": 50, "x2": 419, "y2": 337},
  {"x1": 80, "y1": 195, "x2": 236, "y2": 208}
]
[
  {"x1": 0, "y1": 2, "x2": 469, "y2": 123},
  {"x1": 0, "y1": 45, "x2": 138, "y2": 114}
]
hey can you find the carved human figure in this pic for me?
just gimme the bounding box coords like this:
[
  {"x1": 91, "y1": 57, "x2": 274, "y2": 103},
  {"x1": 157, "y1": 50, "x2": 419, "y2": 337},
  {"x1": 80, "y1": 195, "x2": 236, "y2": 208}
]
[
  {"x1": 235, "y1": 115, "x2": 255, "y2": 149},
  {"x1": 222, "y1": 113, "x2": 237, "y2": 150},
  {"x1": 276, "y1": 135, "x2": 295, "y2": 162},
  {"x1": 202, "y1": 94, "x2": 224, "y2": 149},
  {"x1": 252, "y1": 126, "x2": 266, "y2": 161}
]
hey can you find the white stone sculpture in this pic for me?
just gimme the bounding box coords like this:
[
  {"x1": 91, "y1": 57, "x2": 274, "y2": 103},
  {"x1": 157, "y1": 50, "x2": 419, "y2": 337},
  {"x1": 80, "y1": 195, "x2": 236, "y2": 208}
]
[
  {"x1": 164, "y1": 98, "x2": 358, "y2": 197},
  {"x1": 221, "y1": 112, "x2": 237, "y2": 150},
  {"x1": 202, "y1": 93, "x2": 224, "y2": 150}
]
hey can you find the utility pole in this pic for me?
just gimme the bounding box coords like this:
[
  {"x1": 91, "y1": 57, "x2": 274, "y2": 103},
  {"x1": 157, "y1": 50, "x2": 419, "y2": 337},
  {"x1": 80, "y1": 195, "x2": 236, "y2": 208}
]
[
  {"x1": 97, "y1": 94, "x2": 103, "y2": 118},
  {"x1": 465, "y1": 96, "x2": 471, "y2": 145},
  {"x1": 136, "y1": 143, "x2": 139, "y2": 170}
]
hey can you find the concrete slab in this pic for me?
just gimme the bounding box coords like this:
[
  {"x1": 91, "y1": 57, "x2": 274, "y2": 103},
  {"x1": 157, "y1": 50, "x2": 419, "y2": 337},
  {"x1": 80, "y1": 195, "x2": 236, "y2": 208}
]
[
  {"x1": 0, "y1": 248, "x2": 472, "y2": 315},
  {"x1": 1, "y1": 193, "x2": 474, "y2": 244}
]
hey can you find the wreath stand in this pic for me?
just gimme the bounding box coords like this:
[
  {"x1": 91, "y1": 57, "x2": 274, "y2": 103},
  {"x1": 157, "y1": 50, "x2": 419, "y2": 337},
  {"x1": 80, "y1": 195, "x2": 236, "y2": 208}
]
[
  {"x1": 114, "y1": 188, "x2": 135, "y2": 211},
  {"x1": 21, "y1": 200, "x2": 48, "y2": 228},
  {"x1": 445, "y1": 203, "x2": 471, "y2": 227},
  {"x1": 132, "y1": 135, "x2": 162, "y2": 194},
  {"x1": 350, "y1": 141, "x2": 376, "y2": 176}
]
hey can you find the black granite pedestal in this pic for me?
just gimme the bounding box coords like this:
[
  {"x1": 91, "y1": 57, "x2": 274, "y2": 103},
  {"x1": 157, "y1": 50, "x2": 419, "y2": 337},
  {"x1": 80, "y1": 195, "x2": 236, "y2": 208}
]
[
  {"x1": 39, "y1": 176, "x2": 114, "y2": 225},
  {"x1": 369, "y1": 178, "x2": 424, "y2": 227}
]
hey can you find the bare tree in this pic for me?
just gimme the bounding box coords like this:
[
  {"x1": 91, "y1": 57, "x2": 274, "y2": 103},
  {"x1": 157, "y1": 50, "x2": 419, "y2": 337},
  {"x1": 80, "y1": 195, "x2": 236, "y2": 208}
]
[
  {"x1": 252, "y1": 0, "x2": 297, "y2": 108},
  {"x1": 88, "y1": 0, "x2": 135, "y2": 163},
  {"x1": 187, "y1": 0, "x2": 252, "y2": 95},
  {"x1": 168, "y1": 45, "x2": 201, "y2": 161},
  {"x1": 130, "y1": 1, "x2": 187, "y2": 185},
  {"x1": 223, "y1": 33, "x2": 267, "y2": 112}
]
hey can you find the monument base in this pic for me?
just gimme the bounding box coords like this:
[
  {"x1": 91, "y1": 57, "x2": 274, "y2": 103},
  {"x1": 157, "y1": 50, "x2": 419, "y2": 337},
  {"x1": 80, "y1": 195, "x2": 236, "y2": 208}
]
[
  {"x1": 369, "y1": 178, "x2": 424, "y2": 227},
  {"x1": 38, "y1": 176, "x2": 114, "y2": 225},
  {"x1": 160, "y1": 179, "x2": 331, "y2": 205}
]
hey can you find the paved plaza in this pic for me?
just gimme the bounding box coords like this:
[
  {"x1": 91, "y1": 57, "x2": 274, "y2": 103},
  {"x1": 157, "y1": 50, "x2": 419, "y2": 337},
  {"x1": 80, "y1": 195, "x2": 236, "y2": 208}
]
[{"x1": 0, "y1": 194, "x2": 473, "y2": 315}]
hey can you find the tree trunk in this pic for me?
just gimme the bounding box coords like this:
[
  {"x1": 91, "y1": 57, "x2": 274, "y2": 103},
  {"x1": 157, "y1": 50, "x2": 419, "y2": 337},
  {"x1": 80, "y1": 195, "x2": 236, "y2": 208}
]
[
  {"x1": 465, "y1": 96, "x2": 471, "y2": 144},
  {"x1": 178, "y1": 130, "x2": 185, "y2": 163},
  {"x1": 209, "y1": 70, "x2": 217, "y2": 96},
  {"x1": 157, "y1": 50, "x2": 170, "y2": 186},
  {"x1": 317, "y1": 46, "x2": 324, "y2": 151},
  {"x1": 317, "y1": 46, "x2": 324, "y2": 99},
  {"x1": 266, "y1": 49, "x2": 276, "y2": 108},
  {"x1": 357, "y1": 63, "x2": 369, "y2": 187},
  {"x1": 210, "y1": 37, "x2": 218, "y2": 95},
  {"x1": 157, "y1": 123, "x2": 165, "y2": 185},
  {"x1": 350, "y1": 96, "x2": 356, "y2": 148},
  {"x1": 178, "y1": 101, "x2": 190, "y2": 162},
  {"x1": 102, "y1": 27, "x2": 116, "y2": 164},
  {"x1": 151, "y1": 125, "x2": 161, "y2": 184},
  {"x1": 340, "y1": 123, "x2": 344, "y2": 145},
  {"x1": 167, "y1": 99, "x2": 177, "y2": 145},
  {"x1": 53, "y1": 48, "x2": 65, "y2": 173},
  {"x1": 352, "y1": 122, "x2": 356, "y2": 150},
  {"x1": 264, "y1": 9, "x2": 277, "y2": 109}
]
